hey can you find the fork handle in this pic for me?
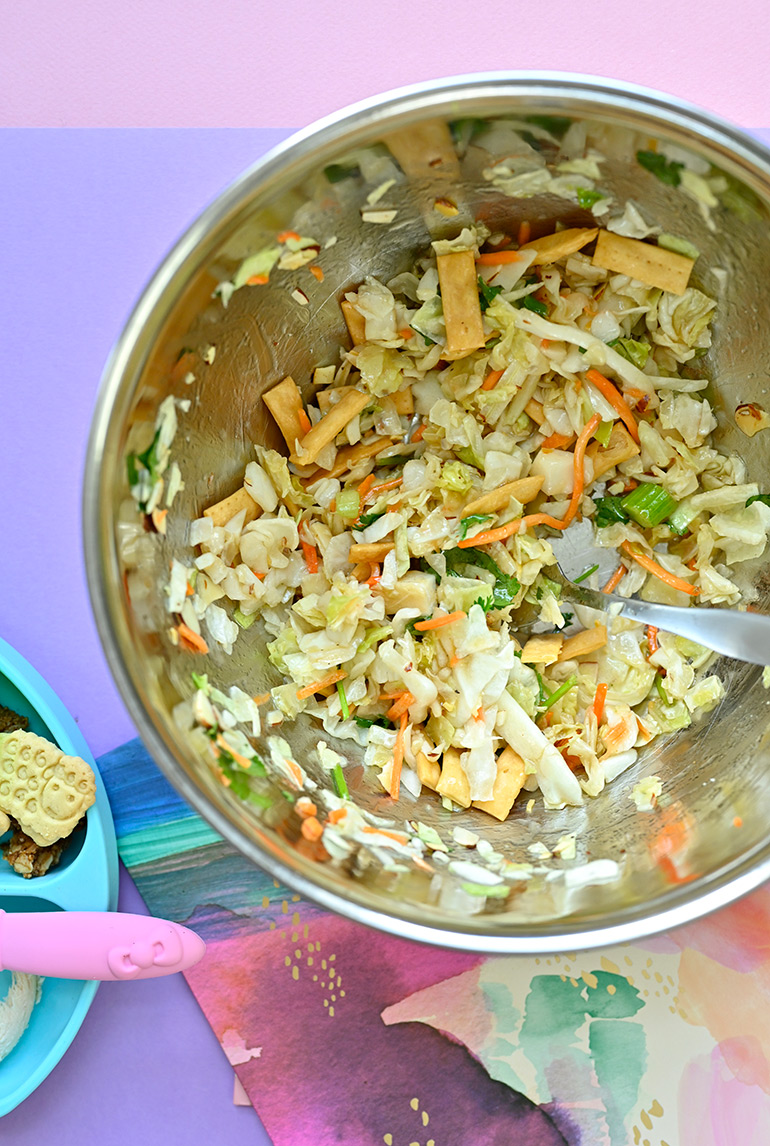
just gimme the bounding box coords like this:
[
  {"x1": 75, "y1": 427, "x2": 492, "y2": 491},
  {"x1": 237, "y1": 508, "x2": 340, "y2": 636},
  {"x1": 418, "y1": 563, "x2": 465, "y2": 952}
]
[{"x1": 588, "y1": 592, "x2": 770, "y2": 666}]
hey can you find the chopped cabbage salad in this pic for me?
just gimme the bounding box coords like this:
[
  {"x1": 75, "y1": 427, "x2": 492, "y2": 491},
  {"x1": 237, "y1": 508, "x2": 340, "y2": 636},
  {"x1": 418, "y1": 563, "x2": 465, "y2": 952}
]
[{"x1": 139, "y1": 184, "x2": 770, "y2": 854}]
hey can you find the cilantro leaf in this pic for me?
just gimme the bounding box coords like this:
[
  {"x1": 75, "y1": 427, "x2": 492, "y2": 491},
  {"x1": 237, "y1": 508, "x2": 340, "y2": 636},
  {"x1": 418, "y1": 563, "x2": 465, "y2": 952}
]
[
  {"x1": 356, "y1": 510, "x2": 385, "y2": 528},
  {"x1": 636, "y1": 150, "x2": 684, "y2": 187},
  {"x1": 458, "y1": 513, "x2": 493, "y2": 540},
  {"x1": 593, "y1": 496, "x2": 630, "y2": 527},
  {"x1": 444, "y1": 546, "x2": 520, "y2": 609},
  {"x1": 576, "y1": 187, "x2": 605, "y2": 209},
  {"x1": 746, "y1": 494, "x2": 770, "y2": 508},
  {"x1": 477, "y1": 275, "x2": 503, "y2": 312},
  {"x1": 353, "y1": 714, "x2": 394, "y2": 730}
]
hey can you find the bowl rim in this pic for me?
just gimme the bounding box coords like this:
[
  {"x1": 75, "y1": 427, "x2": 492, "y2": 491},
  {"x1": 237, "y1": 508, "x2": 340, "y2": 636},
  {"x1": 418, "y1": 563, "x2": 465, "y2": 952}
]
[
  {"x1": 0, "y1": 635, "x2": 119, "y2": 1115},
  {"x1": 84, "y1": 71, "x2": 770, "y2": 954}
]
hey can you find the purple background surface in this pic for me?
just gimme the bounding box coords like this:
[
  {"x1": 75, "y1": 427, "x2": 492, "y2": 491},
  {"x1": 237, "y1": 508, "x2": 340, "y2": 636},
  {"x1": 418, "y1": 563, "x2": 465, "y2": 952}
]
[{"x1": 1, "y1": 129, "x2": 291, "y2": 1142}]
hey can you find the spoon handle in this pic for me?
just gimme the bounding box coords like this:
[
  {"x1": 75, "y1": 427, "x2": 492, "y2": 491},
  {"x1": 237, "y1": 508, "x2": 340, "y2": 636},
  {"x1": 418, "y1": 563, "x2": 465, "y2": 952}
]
[
  {"x1": 569, "y1": 584, "x2": 770, "y2": 666},
  {"x1": 0, "y1": 910, "x2": 205, "y2": 981}
]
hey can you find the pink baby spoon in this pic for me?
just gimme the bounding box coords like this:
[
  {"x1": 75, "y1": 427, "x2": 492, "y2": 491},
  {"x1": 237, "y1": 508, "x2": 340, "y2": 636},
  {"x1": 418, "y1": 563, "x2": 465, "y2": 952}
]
[{"x1": 0, "y1": 910, "x2": 206, "y2": 981}]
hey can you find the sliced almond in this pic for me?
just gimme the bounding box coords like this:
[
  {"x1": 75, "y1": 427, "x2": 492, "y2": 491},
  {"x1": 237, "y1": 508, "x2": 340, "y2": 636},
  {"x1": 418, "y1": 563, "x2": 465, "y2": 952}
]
[
  {"x1": 203, "y1": 487, "x2": 260, "y2": 528},
  {"x1": 520, "y1": 633, "x2": 564, "y2": 666},
  {"x1": 557, "y1": 624, "x2": 607, "y2": 661},
  {"x1": 289, "y1": 389, "x2": 371, "y2": 466},
  {"x1": 436, "y1": 250, "x2": 486, "y2": 356},
  {"x1": 435, "y1": 746, "x2": 471, "y2": 808},
  {"x1": 520, "y1": 227, "x2": 598, "y2": 265},
  {"x1": 262, "y1": 375, "x2": 306, "y2": 453},
  {"x1": 461, "y1": 474, "x2": 544, "y2": 518},
  {"x1": 586, "y1": 422, "x2": 640, "y2": 479},
  {"x1": 341, "y1": 299, "x2": 367, "y2": 346},
  {"x1": 301, "y1": 435, "x2": 396, "y2": 484},
  {"x1": 592, "y1": 230, "x2": 694, "y2": 295},
  {"x1": 473, "y1": 746, "x2": 527, "y2": 821}
]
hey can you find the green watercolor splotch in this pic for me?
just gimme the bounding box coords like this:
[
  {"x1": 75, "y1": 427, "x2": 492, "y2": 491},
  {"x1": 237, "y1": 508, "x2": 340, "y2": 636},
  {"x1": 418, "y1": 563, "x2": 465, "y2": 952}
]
[{"x1": 518, "y1": 971, "x2": 647, "y2": 1145}]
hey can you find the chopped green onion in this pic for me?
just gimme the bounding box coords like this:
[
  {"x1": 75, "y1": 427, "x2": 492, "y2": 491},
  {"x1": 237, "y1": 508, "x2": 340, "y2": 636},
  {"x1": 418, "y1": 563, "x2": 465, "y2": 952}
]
[
  {"x1": 667, "y1": 500, "x2": 700, "y2": 535},
  {"x1": 461, "y1": 882, "x2": 510, "y2": 898},
  {"x1": 477, "y1": 275, "x2": 503, "y2": 312},
  {"x1": 654, "y1": 673, "x2": 671, "y2": 705},
  {"x1": 542, "y1": 674, "x2": 579, "y2": 711},
  {"x1": 621, "y1": 482, "x2": 678, "y2": 528},
  {"x1": 573, "y1": 563, "x2": 599, "y2": 584},
  {"x1": 576, "y1": 187, "x2": 605, "y2": 209},
  {"x1": 593, "y1": 496, "x2": 630, "y2": 527},
  {"x1": 594, "y1": 419, "x2": 614, "y2": 447},
  {"x1": 607, "y1": 337, "x2": 650, "y2": 369},
  {"x1": 336, "y1": 680, "x2": 350, "y2": 720},
  {"x1": 406, "y1": 615, "x2": 432, "y2": 637},
  {"x1": 191, "y1": 672, "x2": 209, "y2": 691},
  {"x1": 331, "y1": 762, "x2": 349, "y2": 799},
  {"x1": 376, "y1": 454, "x2": 412, "y2": 468},
  {"x1": 336, "y1": 488, "x2": 361, "y2": 518},
  {"x1": 458, "y1": 513, "x2": 493, "y2": 539},
  {"x1": 636, "y1": 150, "x2": 683, "y2": 186},
  {"x1": 233, "y1": 608, "x2": 257, "y2": 630},
  {"x1": 534, "y1": 670, "x2": 549, "y2": 708},
  {"x1": 521, "y1": 294, "x2": 548, "y2": 317},
  {"x1": 353, "y1": 714, "x2": 394, "y2": 729},
  {"x1": 746, "y1": 494, "x2": 770, "y2": 508},
  {"x1": 535, "y1": 574, "x2": 562, "y2": 601},
  {"x1": 658, "y1": 233, "x2": 700, "y2": 260}
]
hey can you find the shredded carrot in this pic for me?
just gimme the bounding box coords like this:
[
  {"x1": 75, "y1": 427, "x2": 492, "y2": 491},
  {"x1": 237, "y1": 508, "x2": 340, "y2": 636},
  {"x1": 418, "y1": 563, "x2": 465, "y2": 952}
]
[
  {"x1": 621, "y1": 541, "x2": 700, "y2": 596},
  {"x1": 297, "y1": 408, "x2": 312, "y2": 435},
  {"x1": 379, "y1": 691, "x2": 405, "y2": 700},
  {"x1": 252, "y1": 693, "x2": 270, "y2": 705},
  {"x1": 476, "y1": 250, "x2": 522, "y2": 265},
  {"x1": 301, "y1": 540, "x2": 319, "y2": 574},
  {"x1": 169, "y1": 349, "x2": 197, "y2": 382},
  {"x1": 185, "y1": 580, "x2": 195, "y2": 597},
  {"x1": 296, "y1": 797, "x2": 318, "y2": 819},
  {"x1": 361, "y1": 825, "x2": 408, "y2": 844},
  {"x1": 540, "y1": 338, "x2": 551, "y2": 349},
  {"x1": 518, "y1": 220, "x2": 531, "y2": 246},
  {"x1": 245, "y1": 274, "x2": 269, "y2": 286},
  {"x1": 457, "y1": 519, "x2": 523, "y2": 548},
  {"x1": 733, "y1": 816, "x2": 743, "y2": 828},
  {"x1": 585, "y1": 368, "x2": 640, "y2": 443},
  {"x1": 540, "y1": 430, "x2": 575, "y2": 450},
  {"x1": 301, "y1": 816, "x2": 324, "y2": 841},
  {"x1": 296, "y1": 669, "x2": 347, "y2": 699},
  {"x1": 328, "y1": 807, "x2": 348, "y2": 825},
  {"x1": 176, "y1": 622, "x2": 209, "y2": 654},
  {"x1": 389, "y1": 713, "x2": 408, "y2": 800},
  {"x1": 358, "y1": 473, "x2": 375, "y2": 502},
  {"x1": 687, "y1": 557, "x2": 698, "y2": 571},
  {"x1": 215, "y1": 734, "x2": 253, "y2": 771},
  {"x1": 387, "y1": 691, "x2": 416, "y2": 721},
  {"x1": 368, "y1": 476, "x2": 402, "y2": 498},
  {"x1": 592, "y1": 682, "x2": 608, "y2": 723},
  {"x1": 480, "y1": 368, "x2": 504, "y2": 391},
  {"x1": 413, "y1": 611, "x2": 466, "y2": 632},
  {"x1": 366, "y1": 563, "x2": 381, "y2": 589},
  {"x1": 410, "y1": 422, "x2": 426, "y2": 442},
  {"x1": 448, "y1": 653, "x2": 462, "y2": 668},
  {"x1": 308, "y1": 264, "x2": 324, "y2": 282},
  {"x1": 602, "y1": 564, "x2": 627, "y2": 594},
  {"x1": 646, "y1": 625, "x2": 659, "y2": 656},
  {"x1": 277, "y1": 230, "x2": 300, "y2": 243},
  {"x1": 398, "y1": 327, "x2": 413, "y2": 340}
]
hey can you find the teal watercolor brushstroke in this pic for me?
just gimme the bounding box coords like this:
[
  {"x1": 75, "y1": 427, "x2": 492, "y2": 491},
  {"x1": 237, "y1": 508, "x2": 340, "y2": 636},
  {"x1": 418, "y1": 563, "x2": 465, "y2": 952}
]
[
  {"x1": 589, "y1": 1019, "x2": 647, "y2": 1144},
  {"x1": 97, "y1": 737, "x2": 197, "y2": 837},
  {"x1": 481, "y1": 981, "x2": 521, "y2": 1035},
  {"x1": 117, "y1": 814, "x2": 223, "y2": 867},
  {"x1": 519, "y1": 972, "x2": 646, "y2": 1145}
]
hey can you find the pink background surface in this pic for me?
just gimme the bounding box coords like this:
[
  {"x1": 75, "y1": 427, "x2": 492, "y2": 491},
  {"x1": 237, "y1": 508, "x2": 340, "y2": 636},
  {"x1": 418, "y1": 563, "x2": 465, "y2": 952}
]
[{"x1": 2, "y1": 0, "x2": 770, "y2": 129}]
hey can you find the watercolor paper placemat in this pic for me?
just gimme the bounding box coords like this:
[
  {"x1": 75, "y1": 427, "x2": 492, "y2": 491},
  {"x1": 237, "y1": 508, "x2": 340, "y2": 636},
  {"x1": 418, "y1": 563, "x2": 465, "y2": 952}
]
[{"x1": 100, "y1": 738, "x2": 770, "y2": 1146}]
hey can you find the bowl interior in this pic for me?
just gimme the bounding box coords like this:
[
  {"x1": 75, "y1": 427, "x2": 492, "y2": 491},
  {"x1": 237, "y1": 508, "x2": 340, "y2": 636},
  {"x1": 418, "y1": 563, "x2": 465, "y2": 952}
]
[
  {"x1": 86, "y1": 75, "x2": 770, "y2": 952},
  {"x1": 0, "y1": 638, "x2": 118, "y2": 1115}
]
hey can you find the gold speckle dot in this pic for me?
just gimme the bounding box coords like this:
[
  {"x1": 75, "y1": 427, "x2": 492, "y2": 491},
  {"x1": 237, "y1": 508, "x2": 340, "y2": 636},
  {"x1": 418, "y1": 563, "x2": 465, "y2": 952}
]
[
  {"x1": 655, "y1": 990, "x2": 660, "y2": 998},
  {"x1": 284, "y1": 956, "x2": 291, "y2": 967},
  {"x1": 643, "y1": 1139, "x2": 650, "y2": 1146},
  {"x1": 564, "y1": 964, "x2": 571, "y2": 973},
  {"x1": 340, "y1": 990, "x2": 346, "y2": 997},
  {"x1": 663, "y1": 985, "x2": 669, "y2": 995},
  {"x1": 583, "y1": 972, "x2": 598, "y2": 990},
  {"x1": 654, "y1": 971, "x2": 663, "y2": 983},
  {"x1": 323, "y1": 999, "x2": 328, "y2": 1008},
  {"x1": 280, "y1": 930, "x2": 285, "y2": 938},
  {"x1": 261, "y1": 896, "x2": 269, "y2": 908},
  {"x1": 624, "y1": 955, "x2": 633, "y2": 966},
  {"x1": 641, "y1": 1110, "x2": 652, "y2": 1130},
  {"x1": 316, "y1": 941, "x2": 322, "y2": 950},
  {"x1": 410, "y1": 1097, "x2": 419, "y2": 1111},
  {"x1": 384, "y1": 1136, "x2": 393, "y2": 1145},
  {"x1": 291, "y1": 894, "x2": 301, "y2": 902},
  {"x1": 642, "y1": 969, "x2": 650, "y2": 980},
  {"x1": 627, "y1": 976, "x2": 635, "y2": 986},
  {"x1": 330, "y1": 954, "x2": 336, "y2": 961},
  {"x1": 668, "y1": 1005, "x2": 676, "y2": 1013},
  {"x1": 633, "y1": 1126, "x2": 641, "y2": 1145},
  {"x1": 650, "y1": 1099, "x2": 664, "y2": 1117},
  {"x1": 337, "y1": 975, "x2": 343, "y2": 987},
  {"x1": 313, "y1": 974, "x2": 318, "y2": 982},
  {"x1": 329, "y1": 1005, "x2": 335, "y2": 1017},
  {"x1": 427, "y1": 1141, "x2": 436, "y2": 1146},
  {"x1": 422, "y1": 1111, "x2": 429, "y2": 1126},
  {"x1": 331, "y1": 994, "x2": 336, "y2": 1002},
  {"x1": 560, "y1": 974, "x2": 566, "y2": 982},
  {"x1": 269, "y1": 922, "x2": 276, "y2": 930},
  {"x1": 607, "y1": 984, "x2": 617, "y2": 995},
  {"x1": 292, "y1": 931, "x2": 298, "y2": 943},
  {"x1": 570, "y1": 978, "x2": 578, "y2": 988},
  {"x1": 661, "y1": 1140, "x2": 671, "y2": 1146},
  {"x1": 554, "y1": 955, "x2": 561, "y2": 963},
  {"x1": 292, "y1": 912, "x2": 300, "y2": 925},
  {"x1": 307, "y1": 957, "x2": 314, "y2": 967},
  {"x1": 646, "y1": 957, "x2": 652, "y2": 967},
  {"x1": 281, "y1": 900, "x2": 288, "y2": 914},
  {"x1": 303, "y1": 925, "x2": 309, "y2": 938},
  {"x1": 295, "y1": 949, "x2": 302, "y2": 958},
  {"x1": 409, "y1": 1142, "x2": 419, "y2": 1146},
  {"x1": 535, "y1": 957, "x2": 541, "y2": 964},
  {"x1": 272, "y1": 879, "x2": 280, "y2": 889},
  {"x1": 291, "y1": 966, "x2": 299, "y2": 981},
  {"x1": 666, "y1": 975, "x2": 674, "y2": 986},
  {"x1": 601, "y1": 956, "x2": 621, "y2": 974}
]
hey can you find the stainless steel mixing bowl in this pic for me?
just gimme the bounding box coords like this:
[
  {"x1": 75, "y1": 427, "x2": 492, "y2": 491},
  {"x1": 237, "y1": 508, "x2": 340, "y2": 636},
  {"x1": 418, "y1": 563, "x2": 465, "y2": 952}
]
[{"x1": 84, "y1": 73, "x2": 770, "y2": 953}]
